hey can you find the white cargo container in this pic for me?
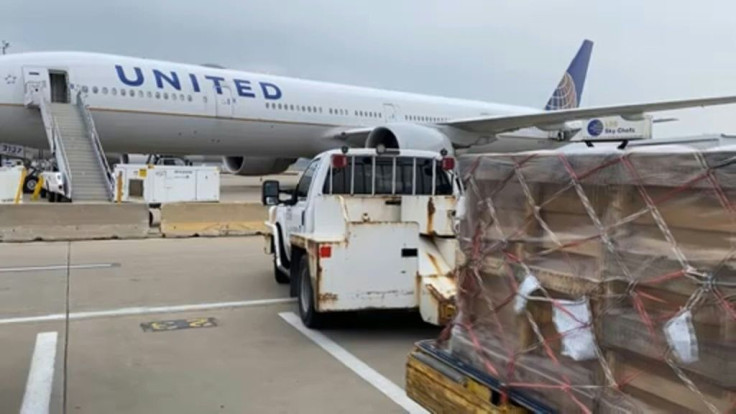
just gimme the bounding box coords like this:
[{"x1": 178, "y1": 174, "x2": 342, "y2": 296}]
[
  {"x1": 0, "y1": 166, "x2": 25, "y2": 204},
  {"x1": 113, "y1": 164, "x2": 220, "y2": 203}
]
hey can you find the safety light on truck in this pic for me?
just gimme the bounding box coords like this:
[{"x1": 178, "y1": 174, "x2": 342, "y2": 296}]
[
  {"x1": 319, "y1": 245, "x2": 332, "y2": 258},
  {"x1": 332, "y1": 154, "x2": 348, "y2": 169},
  {"x1": 441, "y1": 157, "x2": 455, "y2": 170}
]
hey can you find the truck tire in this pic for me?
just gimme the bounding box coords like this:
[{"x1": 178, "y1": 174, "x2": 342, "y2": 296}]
[
  {"x1": 24, "y1": 176, "x2": 38, "y2": 194},
  {"x1": 297, "y1": 255, "x2": 326, "y2": 329},
  {"x1": 271, "y1": 238, "x2": 290, "y2": 285}
]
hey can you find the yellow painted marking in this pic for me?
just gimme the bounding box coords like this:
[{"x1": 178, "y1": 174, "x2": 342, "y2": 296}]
[
  {"x1": 138, "y1": 168, "x2": 147, "y2": 177},
  {"x1": 115, "y1": 171, "x2": 123, "y2": 203},
  {"x1": 31, "y1": 175, "x2": 45, "y2": 201},
  {"x1": 14, "y1": 168, "x2": 27, "y2": 204},
  {"x1": 187, "y1": 318, "x2": 214, "y2": 328}
]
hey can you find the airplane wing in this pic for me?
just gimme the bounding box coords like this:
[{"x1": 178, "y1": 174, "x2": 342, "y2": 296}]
[
  {"x1": 442, "y1": 95, "x2": 736, "y2": 134},
  {"x1": 331, "y1": 127, "x2": 373, "y2": 145}
]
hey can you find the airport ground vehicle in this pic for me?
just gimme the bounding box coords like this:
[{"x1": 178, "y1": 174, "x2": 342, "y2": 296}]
[
  {"x1": 40, "y1": 170, "x2": 69, "y2": 202},
  {"x1": 21, "y1": 161, "x2": 46, "y2": 194},
  {"x1": 262, "y1": 147, "x2": 460, "y2": 328}
]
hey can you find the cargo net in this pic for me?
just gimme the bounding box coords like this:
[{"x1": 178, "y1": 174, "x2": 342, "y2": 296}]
[{"x1": 446, "y1": 147, "x2": 736, "y2": 413}]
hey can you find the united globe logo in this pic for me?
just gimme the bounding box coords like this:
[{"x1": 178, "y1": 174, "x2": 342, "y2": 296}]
[
  {"x1": 587, "y1": 119, "x2": 604, "y2": 137},
  {"x1": 546, "y1": 73, "x2": 578, "y2": 110}
]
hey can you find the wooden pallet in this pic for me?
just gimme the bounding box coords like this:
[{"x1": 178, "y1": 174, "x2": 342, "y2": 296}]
[{"x1": 405, "y1": 342, "x2": 533, "y2": 414}]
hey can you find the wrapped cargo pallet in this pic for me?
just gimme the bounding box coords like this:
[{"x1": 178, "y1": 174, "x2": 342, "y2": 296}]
[{"x1": 449, "y1": 145, "x2": 735, "y2": 413}]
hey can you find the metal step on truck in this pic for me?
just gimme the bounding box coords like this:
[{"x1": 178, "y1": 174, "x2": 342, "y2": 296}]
[{"x1": 261, "y1": 146, "x2": 461, "y2": 328}]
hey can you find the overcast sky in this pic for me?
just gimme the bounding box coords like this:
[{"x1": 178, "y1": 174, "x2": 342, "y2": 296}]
[{"x1": 4, "y1": 0, "x2": 736, "y2": 137}]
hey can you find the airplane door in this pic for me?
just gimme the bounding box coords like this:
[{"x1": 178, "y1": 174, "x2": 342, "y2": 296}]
[
  {"x1": 383, "y1": 103, "x2": 399, "y2": 122},
  {"x1": 22, "y1": 67, "x2": 50, "y2": 106},
  {"x1": 215, "y1": 84, "x2": 234, "y2": 118}
]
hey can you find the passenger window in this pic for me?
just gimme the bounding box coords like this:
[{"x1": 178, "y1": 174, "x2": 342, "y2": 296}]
[
  {"x1": 112, "y1": 88, "x2": 117, "y2": 96},
  {"x1": 102, "y1": 87, "x2": 108, "y2": 95},
  {"x1": 295, "y1": 159, "x2": 320, "y2": 200},
  {"x1": 121, "y1": 89, "x2": 126, "y2": 97}
]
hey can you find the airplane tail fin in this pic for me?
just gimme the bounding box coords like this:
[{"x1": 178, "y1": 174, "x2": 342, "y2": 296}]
[{"x1": 545, "y1": 39, "x2": 593, "y2": 110}]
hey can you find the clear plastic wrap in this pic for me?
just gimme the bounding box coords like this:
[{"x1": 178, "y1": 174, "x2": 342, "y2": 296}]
[{"x1": 449, "y1": 146, "x2": 736, "y2": 413}]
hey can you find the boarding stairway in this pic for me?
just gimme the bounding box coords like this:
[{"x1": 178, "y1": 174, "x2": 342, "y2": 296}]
[{"x1": 25, "y1": 85, "x2": 114, "y2": 202}]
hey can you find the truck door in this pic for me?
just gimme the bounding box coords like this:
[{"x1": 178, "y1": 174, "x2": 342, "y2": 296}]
[{"x1": 283, "y1": 158, "x2": 320, "y2": 259}]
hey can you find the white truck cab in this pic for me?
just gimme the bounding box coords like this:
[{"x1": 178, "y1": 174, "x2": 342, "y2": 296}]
[{"x1": 262, "y1": 147, "x2": 461, "y2": 328}]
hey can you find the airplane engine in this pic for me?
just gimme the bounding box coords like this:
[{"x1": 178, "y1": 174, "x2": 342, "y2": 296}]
[
  {"x1": 223, "y1": 156, "x2": 296, "y2": 176},
  {"x1": 365, "y1": 124, "x2": 453, "y2": 154}
]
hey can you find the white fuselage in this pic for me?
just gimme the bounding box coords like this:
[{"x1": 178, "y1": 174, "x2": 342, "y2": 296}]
[{"x1": 0, "y1": 52, "x2": 554, "y2": 158}]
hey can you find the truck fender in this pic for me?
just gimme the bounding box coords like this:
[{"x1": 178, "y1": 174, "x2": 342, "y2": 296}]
[{"x1": 269, "y1": 223, "x2": 290, "y2": 274}]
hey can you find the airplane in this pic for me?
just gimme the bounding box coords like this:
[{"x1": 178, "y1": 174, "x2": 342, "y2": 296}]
[{"x1": 1, "y1": 39, "x2": 736, "y2": 177}]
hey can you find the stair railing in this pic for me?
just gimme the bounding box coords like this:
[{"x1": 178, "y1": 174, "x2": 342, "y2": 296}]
[
  {"x1": 37, "y1": 91, "x2": 73, "y2": 200},
  {"x1": 76, "y1": 90, "x2": 115, "y2": 200}
]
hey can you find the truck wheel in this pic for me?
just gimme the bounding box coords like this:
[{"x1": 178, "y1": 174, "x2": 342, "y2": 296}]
[
  {"x1": 298, "y1": 255, "x2": 326, "y2": 329},
  {"x1": 271, "y1": 239, "x2": 290, "y2": 285},
  {"x1": 24, "y1": 176, "x2": 38, "y2": 194}
]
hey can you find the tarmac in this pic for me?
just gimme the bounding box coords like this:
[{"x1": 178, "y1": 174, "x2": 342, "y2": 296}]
[{"x1": 0, "y1": 236, "x2": 439, "y2": 413}]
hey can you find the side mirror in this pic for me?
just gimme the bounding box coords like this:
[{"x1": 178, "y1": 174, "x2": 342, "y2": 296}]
[{"x1": 262, "y1": 180, "x2": 281, "y2": 206}]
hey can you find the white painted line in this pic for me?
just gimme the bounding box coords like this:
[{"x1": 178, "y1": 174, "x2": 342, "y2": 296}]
[
  {"x1": 279, "y1": 312, "x2": 428, "y2": 414},
  {"x1": 0, "y1": 263, "x2": 117, "y2": 274},
  {"x1": 0, "y1": 298, "x2": 295, "y2": 326},
  {"x1": 20, "y1": 331, "x2": 58, "y2": 414}
]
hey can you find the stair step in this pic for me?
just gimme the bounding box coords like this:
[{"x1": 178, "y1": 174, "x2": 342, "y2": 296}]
[
  {"x1": 73, "y1": 190, "x2": 108, "y2": 194},
  {"x1": 73, "y1": 186, "x2": 108, "y2": 192},
  {"x1": 46, "y1": 104, "x2": 112, "y2": 202}
]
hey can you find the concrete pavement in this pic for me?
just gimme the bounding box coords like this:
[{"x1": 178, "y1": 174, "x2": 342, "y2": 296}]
[{"x1": 0, "y1": 237, "x2": 439, "y2": 413}]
